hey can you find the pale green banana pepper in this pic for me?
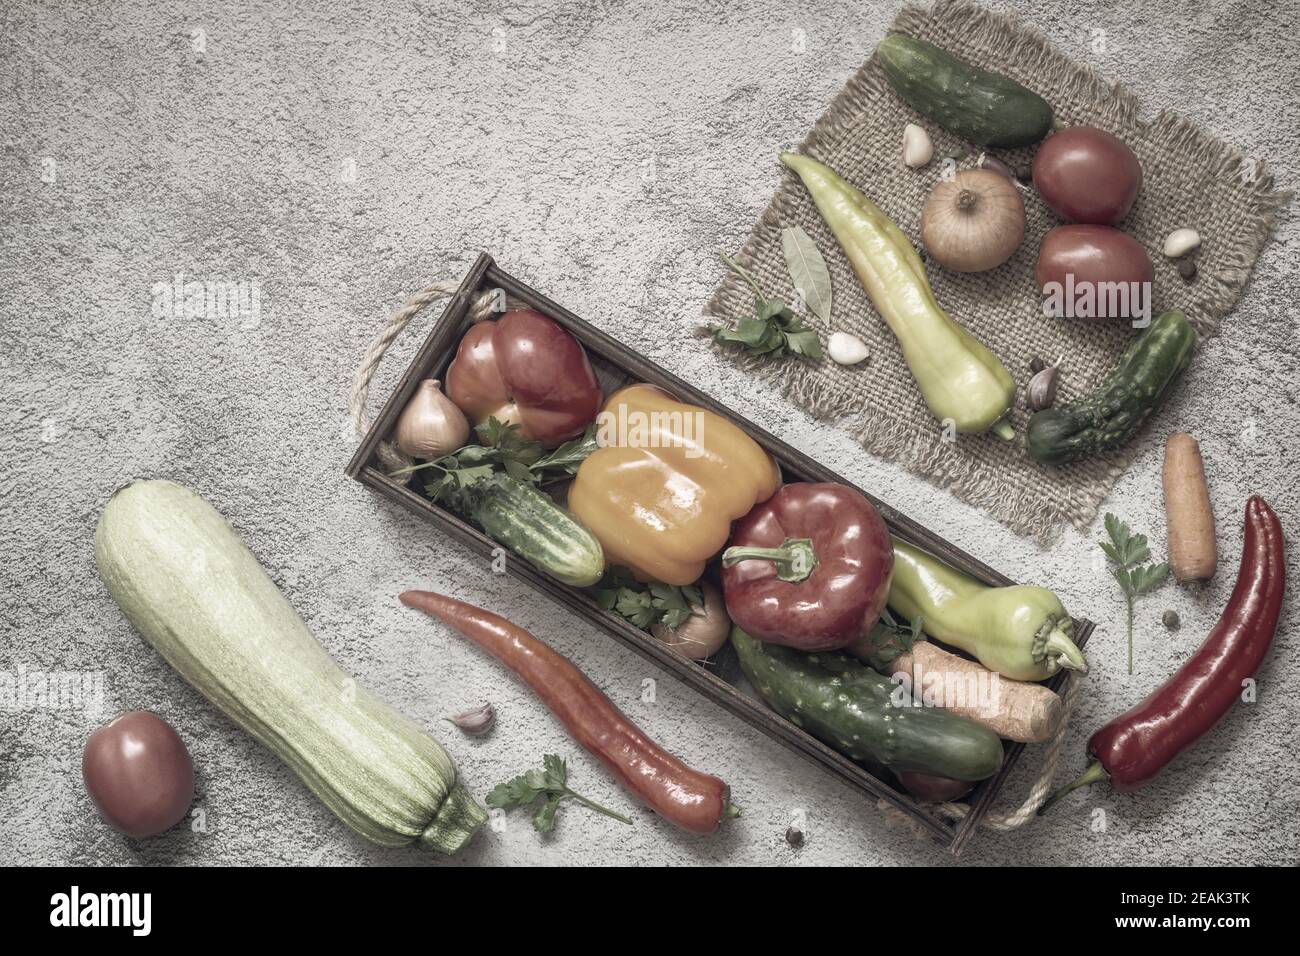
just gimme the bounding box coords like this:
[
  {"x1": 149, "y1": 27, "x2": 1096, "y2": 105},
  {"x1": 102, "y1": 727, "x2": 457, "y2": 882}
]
[
  {"x1": 781, "y1": 152, "x2": 1016, "y2": 438},
  {"x1": 888, "y1": 538, "x2": 1088, "y2": 681}
]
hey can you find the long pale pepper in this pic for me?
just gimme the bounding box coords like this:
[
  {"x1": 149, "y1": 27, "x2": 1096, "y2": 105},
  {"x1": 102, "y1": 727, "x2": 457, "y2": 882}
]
[{"x1": 781, "y1": 152, "x2": 1016, "y2": 438}]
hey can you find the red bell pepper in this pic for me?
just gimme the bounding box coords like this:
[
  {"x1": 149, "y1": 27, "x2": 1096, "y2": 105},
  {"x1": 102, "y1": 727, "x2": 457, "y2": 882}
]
[
  {"x1": 444, "y1": 309, "x2": 602, "y2": 447},
  {"x1": 720, "y1": 482, "x2": 893, "y2": 651}
]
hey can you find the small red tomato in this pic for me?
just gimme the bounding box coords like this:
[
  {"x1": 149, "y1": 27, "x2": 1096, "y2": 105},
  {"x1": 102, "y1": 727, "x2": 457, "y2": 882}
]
[
  {"x1": 445, "y1": 309, "x2": 602, "y2": 447},
  {"x1": 1036, "y1": 225, "x2": 1155, "y2": 321},
  {"x1": 83, "y1": 711, "x2": 194, "y2": 838},
  {"x1": 1033, "y1": 126, "x2": 1142, "y2": 225}
]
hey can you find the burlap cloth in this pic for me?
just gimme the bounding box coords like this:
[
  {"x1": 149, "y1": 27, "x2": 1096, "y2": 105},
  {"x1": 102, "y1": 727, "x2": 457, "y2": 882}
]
[{"x1": 704, "y1": 0, "x2": 1289, "y2": 542}]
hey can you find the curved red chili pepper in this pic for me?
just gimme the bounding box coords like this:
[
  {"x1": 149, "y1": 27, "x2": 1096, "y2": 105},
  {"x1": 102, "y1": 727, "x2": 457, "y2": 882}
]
[
  {"x1": 400, "y1": 590, "x2": 731, "y2": 835},
  {"x1": 1042, "y1": 496, "x2": 1286, "y2": 812},
  {"x1": 720, "y1": 482, "x2": 893, "y2": 651}
]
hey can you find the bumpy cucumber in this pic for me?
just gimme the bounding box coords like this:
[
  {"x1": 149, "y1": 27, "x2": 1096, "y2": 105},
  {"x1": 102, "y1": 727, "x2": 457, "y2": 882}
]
[
  {"x1": 471, "y1": 474, "x2": 605, "y2": 587},
  {"x1": 877, "y1": 35, "x2": 1053, "y2": 148},
  {"x1": 1027, "y1": 311, "x2": 1196, "y2": 465},
  {"x1": 731, "y1": 627, "x2": 1004, "y2": 781}
]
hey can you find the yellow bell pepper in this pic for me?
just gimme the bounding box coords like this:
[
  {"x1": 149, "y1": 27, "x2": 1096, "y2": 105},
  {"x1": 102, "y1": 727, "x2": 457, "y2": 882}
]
[{"x1": 569, "y1": 384, "x2": 780, "y2": 585}]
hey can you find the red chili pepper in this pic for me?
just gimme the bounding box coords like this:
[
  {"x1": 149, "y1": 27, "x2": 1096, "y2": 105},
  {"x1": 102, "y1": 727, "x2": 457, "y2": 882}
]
[
  {"x1": 720, "y1": 482, "x2": 893, "y2": 651},
  {"x1": 399, "y1": 591, "x2": 732, "y2": 835},
  {"x1": 1041, "y1": 496, "x2": 1286, "y2": 813}
]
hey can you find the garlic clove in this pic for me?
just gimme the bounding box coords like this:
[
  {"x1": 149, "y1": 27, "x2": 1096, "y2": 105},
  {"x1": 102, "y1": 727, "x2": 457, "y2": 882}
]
[
  {"x1": 902, "y1": 123, "x2": 933, "y2": 169},
  {"x1": 446, "y1": 703, "x2": 495, "y2": 735},
  {"x1": 976, "y1": 152, "x2": 1015, "y2": 180},
  {"x1": 828, "y1": 331, "x2": 870, "y2": 366},
  {"x1": 1026, "y1": 359, "x2": 1061, "y2": 411},
  {"x1": 394, "y1": 379, "x2": 471, "y2": 459},
  {"x1": 1162, "y1": 228, "x2": 1201, "y2": 258}
]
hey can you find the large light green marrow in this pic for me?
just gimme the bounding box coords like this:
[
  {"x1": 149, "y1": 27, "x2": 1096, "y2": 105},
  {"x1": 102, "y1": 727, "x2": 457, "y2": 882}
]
[{"x1": 94, "y1": 479, "x2": 485, "y2": 854}]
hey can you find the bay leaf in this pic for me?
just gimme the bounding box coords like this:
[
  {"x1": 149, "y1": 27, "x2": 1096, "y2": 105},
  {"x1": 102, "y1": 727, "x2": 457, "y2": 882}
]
[{"x1": 781, "y1": 225, "x2": 832, "y2": 323}]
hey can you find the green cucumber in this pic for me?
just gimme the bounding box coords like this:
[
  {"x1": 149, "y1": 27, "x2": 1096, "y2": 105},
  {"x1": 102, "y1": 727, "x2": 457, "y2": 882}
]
[
  {"x1": 731, "y1": 626, "x2": 1004, "y2": 781},
  {"x1": 470, "y1": 474, "x2": 605, "y2": 587},
  {"x1": 1027, "y1": 311, "x2": 1196, "y2": 465},
  {"x1": 877, "y1": 35, "x2": 1053, "y2": 148}
]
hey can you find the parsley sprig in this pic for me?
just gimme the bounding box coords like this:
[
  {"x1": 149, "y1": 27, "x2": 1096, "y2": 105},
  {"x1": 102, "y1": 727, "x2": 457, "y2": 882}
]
[
  {"x1": 391, "y1": 418, "x2": 598, "y2": 506},
  {"x1": 1100, "y1": 513, "x2": 1169, "y2": 674},
  {"x1": 593, "y1": 569, "x2": 704, "y2": 631},
  {"x1": 706, "y1": 252, "x2": 823, "y2": 360},
  {"x1": 487, "y1": 754, "x2": 632, "y2": 835}
]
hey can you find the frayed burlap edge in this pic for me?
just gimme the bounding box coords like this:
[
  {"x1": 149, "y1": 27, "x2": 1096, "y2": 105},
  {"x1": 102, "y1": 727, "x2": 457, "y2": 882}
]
[{"x1": 703, "y1": 0, "x2": 1291, "y2": 542}]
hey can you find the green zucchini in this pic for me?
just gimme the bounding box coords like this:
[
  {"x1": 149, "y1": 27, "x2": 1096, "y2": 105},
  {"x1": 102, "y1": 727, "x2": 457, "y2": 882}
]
[
  {"x1": 1027, "y1": 311, "x2": 1196, "y2": 464},
  {"x1": 468, "y1": 474, "x2": 604, "y2": 587},
  {"x1": 877, "y1": 34, "x2": 1053, "y2": 148},
  {"x1": 95, "y1": 480, "x2": 487, "y2": 854},
  {"x1": 731, "y1": 626, "x2": 1004, "y2": 781}
]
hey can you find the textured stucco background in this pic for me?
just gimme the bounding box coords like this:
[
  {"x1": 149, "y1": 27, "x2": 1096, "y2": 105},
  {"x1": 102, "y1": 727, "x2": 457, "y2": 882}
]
[{"x1": 1, "y1": 0, "x2": 1296, "y2": 867}]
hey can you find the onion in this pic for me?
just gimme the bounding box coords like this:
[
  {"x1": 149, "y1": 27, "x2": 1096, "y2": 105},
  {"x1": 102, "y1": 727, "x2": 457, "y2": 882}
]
[
  {"x1": 920, "y1": 169, "x2": 1025, "y2": 273},
  {"x1": 650, "y1": 581, "x2": 730, "y2": 660}
]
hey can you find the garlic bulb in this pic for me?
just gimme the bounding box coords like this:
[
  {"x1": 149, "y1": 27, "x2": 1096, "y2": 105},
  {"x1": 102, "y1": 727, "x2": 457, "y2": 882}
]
[
  {"x1": 650, "y1": 582, "x2": 730, "y2": 660},
  {"x1": 446, "y1": 703, "x2": 495, "y2": 735},
  {"x1": 393, "y1": 379, "x2": 470, "y2": 459}
]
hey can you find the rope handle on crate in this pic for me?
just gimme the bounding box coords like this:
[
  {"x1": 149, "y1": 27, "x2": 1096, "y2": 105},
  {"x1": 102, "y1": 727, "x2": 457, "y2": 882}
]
[
  {"x1": 348, "y1": 280, "x2": 507, "y2": 472},
  {"x1": 878, "y1": 671, "x2": 1081, "y2": 835}
]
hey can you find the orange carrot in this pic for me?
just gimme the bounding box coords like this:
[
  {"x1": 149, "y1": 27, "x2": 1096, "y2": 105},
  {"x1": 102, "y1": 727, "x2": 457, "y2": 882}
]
[{"x1": 1163, "y1": 432, "x2": 1217, "y2": 582}]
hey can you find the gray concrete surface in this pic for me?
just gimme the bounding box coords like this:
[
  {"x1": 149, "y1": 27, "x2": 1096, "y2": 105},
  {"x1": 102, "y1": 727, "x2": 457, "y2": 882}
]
[{"x1": 2, "y1": 0, "x2": 1296, "y2": 867}]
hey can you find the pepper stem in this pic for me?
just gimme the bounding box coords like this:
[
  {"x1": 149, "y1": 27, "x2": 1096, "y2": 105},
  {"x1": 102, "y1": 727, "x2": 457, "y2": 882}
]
[
  {"x1": 990, "y1": 418, "x2": 1015, "y2": 441},
  {"x1": 1044, "y1": 625, "x2": 1089, "y2": 674},
  {"x1": 1038, "y1": 760, "x2": 1108, "y2": 816},
  {"x1": 721, "y1": 537, "x2": 818, "y2": 583}
]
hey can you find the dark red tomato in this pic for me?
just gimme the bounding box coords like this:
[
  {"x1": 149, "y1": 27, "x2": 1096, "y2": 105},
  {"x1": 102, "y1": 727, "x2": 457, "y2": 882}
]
[
  {"x1": 83, "y1": 711, "x2": 194, "y2": 838},
  {"x1": 1036, "y1": 225, "x2": 1155, "y2": 321},
  {"x1": 1033, "y1": 127, "x2": 1142, "y2": 225}
]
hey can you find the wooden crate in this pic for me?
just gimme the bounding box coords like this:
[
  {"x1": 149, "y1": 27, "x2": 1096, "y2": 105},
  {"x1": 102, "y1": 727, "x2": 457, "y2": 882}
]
[{"x1": 346, "y1": 253, "x2": 1092, "y2": 854}]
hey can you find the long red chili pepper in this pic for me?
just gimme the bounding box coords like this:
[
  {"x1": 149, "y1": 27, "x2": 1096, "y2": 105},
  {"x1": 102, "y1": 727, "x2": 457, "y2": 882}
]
[
  {"x1": 400, "y1": 590, "x2": 732, "y2": 835},
  {"x1": 1041, "y1": 496, "x2": 1285, "y2": 813}
]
